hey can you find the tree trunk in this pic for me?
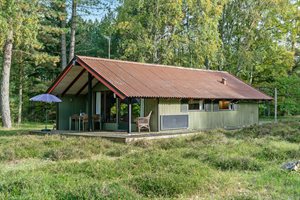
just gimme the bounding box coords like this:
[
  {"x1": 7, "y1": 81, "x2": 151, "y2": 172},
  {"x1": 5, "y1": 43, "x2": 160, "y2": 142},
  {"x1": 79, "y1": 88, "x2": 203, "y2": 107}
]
[
  {"x1": 204, "y1": 57, "x2": 210, "y2": 70},
  {"x1": 1, "y1": 28, "x2": 13, "y2": 128},
  {"x1": 17, "y1": 57, "x2": 24, "y2": 125},
  {"x1": 61, "y1": 19, "x2": 67, "y2": 69},
  {"x1": 61, "y1": 1, "x2": 67, "y2": 69},
  {"x1": 69, "y1": 0, "x2": 77, "y2": 62}
]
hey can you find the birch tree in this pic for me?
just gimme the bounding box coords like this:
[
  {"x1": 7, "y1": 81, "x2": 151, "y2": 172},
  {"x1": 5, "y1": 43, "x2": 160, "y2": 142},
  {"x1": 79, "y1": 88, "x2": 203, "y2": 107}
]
[
  {"x1": 60, "y1": 0, "x2": 67, "y2": 69},
  {"x1": 0, "y1": 0, "x2": 58, "y2": 127},
  {"x1": 69, "y1": 0, "x2": 77, "y2": 62}
]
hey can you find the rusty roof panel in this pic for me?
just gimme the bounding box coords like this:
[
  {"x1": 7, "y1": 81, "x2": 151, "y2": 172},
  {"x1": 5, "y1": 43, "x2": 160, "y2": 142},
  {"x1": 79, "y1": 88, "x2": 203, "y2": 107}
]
[
  {"x1": 77, "y1": 56, "x2": 272, "y2": 100},
  {"x1": 52, "y1": 55, "x2": 272, "y2": 100}
]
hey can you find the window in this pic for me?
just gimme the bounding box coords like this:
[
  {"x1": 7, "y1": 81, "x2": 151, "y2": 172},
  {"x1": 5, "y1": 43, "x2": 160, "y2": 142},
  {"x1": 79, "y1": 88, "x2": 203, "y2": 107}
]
[
  {"x1": 218, "y1": 100, "x2": 237, "y2": 110},
  {"x1": 213, "y1": 102, "x2": 219, "y2": 112},
  {"x1": 204, "y1": 100, "x2": 212, "y2": 111},
  {"x1": 188, "y1": 99, "x2": 204, "y2": 111},
  {"x1": 219, "y1": 100, "x2": 230, "y2": 110},
  {"x1": 119, "y1": 98, "x2": 141, "y2": 122},
  {"x1": 189, "y1": 102, "x2": 200, "y2": 110}
]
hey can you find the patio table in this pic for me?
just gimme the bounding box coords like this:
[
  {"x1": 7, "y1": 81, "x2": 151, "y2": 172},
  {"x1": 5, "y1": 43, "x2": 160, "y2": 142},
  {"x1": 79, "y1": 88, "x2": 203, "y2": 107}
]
[
  {"x1": 69, "y1": 114, "x2": 101, "y2": 131},
  {"x1": 69, "y1": 115, "x2": 81, "y2": 131}
]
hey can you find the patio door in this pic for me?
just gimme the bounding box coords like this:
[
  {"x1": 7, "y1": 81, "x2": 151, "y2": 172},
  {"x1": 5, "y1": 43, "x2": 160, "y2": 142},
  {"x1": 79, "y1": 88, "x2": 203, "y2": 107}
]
[
  {"x1": 95, "y1": 91, "x2": 117, "y2": 130},
  {"x1": 95, "y1": 92, "x2": 143, "y2": 131},
  {"x1": 118, "y1": 98, "x2": 142, "y2": 131}
]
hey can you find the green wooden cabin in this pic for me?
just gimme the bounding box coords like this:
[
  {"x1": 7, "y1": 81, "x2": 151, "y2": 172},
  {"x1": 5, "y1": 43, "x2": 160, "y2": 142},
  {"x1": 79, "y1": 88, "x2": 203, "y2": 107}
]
[{"x1": 48, "y1": 56, "x2": 272, "y2": 133}]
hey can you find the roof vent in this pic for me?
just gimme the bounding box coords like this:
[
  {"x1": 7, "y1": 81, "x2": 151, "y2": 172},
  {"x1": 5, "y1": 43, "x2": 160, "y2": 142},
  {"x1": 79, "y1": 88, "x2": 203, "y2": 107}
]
[{"x1": 221, "y1": 77, "x2": 227, "y2": 85}]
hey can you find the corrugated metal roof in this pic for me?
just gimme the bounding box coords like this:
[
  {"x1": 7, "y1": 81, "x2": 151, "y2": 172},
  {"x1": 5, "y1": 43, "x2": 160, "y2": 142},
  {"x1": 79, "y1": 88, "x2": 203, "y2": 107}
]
[{"x1": 48, "y1": 55, "x2": 272, "y2": 100}]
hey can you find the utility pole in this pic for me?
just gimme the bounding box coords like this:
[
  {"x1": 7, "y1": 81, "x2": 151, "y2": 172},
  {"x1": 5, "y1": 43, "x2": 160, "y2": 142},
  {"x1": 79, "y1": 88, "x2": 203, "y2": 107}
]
[
  {"x1": 104, "y1": 35, "x2": 111, "y2": 59},
  {"x1": 274, "y1": 88, "x2": 277, "y2": 123}
]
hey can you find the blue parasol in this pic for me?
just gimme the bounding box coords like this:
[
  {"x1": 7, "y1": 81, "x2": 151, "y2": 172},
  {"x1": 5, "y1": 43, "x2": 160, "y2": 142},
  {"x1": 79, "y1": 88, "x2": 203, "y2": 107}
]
[
  {"x1": 30, "y1": 94, "x2": 62, "y2": 131},
  {"x1": 30, "y1": 94, "x2": 62, "y2": 103}
]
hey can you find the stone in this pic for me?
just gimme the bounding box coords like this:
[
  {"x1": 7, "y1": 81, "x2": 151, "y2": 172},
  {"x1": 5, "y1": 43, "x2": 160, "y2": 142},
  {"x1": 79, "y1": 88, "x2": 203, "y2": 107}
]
[{"x1": 282, "y1": 160, "x2": 300, "y2": 171}]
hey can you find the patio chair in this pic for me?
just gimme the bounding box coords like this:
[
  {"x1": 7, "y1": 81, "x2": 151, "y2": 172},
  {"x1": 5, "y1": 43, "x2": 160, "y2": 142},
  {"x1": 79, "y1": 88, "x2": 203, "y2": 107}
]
[
  {"x1": 82, "y1": 114, "x2": 101, "y2": 131},
  {"x1": 136, "y1": 111, "x2": 152, "y2": 132},
  {"x1": 81, "y1": 114, "x2": 89, "y2": 131},
  {"x1": 93, "y1": 114, "x2": 101, "y2": 130}
]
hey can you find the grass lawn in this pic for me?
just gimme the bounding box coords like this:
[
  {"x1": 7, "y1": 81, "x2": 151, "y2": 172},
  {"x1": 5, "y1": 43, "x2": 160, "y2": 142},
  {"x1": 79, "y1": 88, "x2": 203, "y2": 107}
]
[{"x1": 0, "y1": 121, "x2": 299, "y2": 199}]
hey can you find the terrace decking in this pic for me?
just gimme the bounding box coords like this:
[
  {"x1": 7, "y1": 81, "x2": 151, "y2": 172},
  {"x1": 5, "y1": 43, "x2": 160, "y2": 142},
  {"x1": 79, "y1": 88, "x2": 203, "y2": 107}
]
[{"x1": 30, "y1": 130, "x2": 199, "y2": 143}]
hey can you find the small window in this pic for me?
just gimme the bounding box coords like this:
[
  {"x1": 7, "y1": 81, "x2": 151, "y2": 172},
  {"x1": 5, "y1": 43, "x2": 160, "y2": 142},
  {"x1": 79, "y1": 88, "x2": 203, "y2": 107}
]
[
  {"x1": 219, "y1": 100, "x2": 237, "y2": 110},
  {"x1": 189, "y1": 102, "x2": 200, "y2": 110},
  {"x1": 219, "y1": 100, "x2": 231, "y2": 110},
  {"x1": 213, "y1": 103, "x2": 219, "y2": 112},
  {"x1": 188, "y1": 99, "x2": 204, "y2": 111},
  {"x1": 204, "y1": 100, "x2": 212, "y2": 112},
  {"x1": 231, "y1": 103, "x2": 238, "y2": 110}
]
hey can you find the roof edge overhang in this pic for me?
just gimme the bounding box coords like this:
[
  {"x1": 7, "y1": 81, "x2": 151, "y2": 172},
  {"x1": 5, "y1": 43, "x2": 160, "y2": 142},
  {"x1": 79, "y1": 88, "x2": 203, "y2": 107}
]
[
  {"x1": 46, "y1": 56, "x2": 128, "y2": 99},
  {"x1": 125, "y1": 96, "x2": 273, "y2": 100},
  {"x1": 46, "y1": 59, "x2": 75, "y2": 94}
]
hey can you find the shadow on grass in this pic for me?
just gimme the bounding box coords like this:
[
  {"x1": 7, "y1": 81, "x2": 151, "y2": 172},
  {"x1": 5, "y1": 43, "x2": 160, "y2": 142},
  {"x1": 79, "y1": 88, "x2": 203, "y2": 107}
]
[
  {"x1": 0, "y1": 123, "x2": 51, "y2": 137},
  {"x1": 224, "y1": 121, "x2": 300, "y2": 143}
]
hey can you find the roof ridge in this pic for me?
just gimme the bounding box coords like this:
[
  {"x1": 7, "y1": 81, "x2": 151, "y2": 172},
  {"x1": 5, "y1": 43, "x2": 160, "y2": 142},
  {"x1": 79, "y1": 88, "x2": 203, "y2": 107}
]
[{"x1": 76, "y1": 55, "x2": 228, "y2": 73}]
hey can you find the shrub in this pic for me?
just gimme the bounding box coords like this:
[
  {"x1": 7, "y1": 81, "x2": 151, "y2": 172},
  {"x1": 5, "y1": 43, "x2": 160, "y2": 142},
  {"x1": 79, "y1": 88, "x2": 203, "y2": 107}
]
[
  {"x1": 182, "y1": 149, "x2": 202, "y2": 159},
  {"x1": 156, "y1": 138, "x2": 188, "y2": 150},
  {"x1": 43, "y1": 147, "x2": 89, "y2": 161},
  {"x1": 0, "y1": 149, "x2": 16, "y2": 161},
  {"x1": 205, "y1": 155, "x2": 262, "y2": 171},
  {"x1": 255, "y1": 145, "x2": 300, "y2": 161},
  {"x1": 130, "y1": 173, "x2": 200, "y2": 198},
  {"x1": 2, "y1": 180, "x2": 28, "y2": 196},
  {"x1": 105, "y1": 146, "x2": 129, "y2": 157},
  {"x1": 132, "y1": 140, "x2": 152, "y2": 148},
  {"x1": 227, "y1": 122, "x2": 300, "y2": 143},
  {"x1": 55, "y1": 182, "x2": 139, "y2": 200}
]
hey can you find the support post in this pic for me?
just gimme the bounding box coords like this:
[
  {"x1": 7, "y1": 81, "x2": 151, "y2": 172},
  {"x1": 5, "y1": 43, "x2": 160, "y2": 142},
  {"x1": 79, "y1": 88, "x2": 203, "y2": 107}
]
[
  {"x1": 128, "y1": 98, "x2": 132, "y2": 134},
  {"x1": 116, "y1": 97, "x2": 119, "y2": 129},
  {"x1": 103, "y1": 92, "x2": 107, "y2": 122},
  {"x1": 157, "y1": 98, "x2": 160, "y2": 132},
  {"x1": 88, "y1": 73, "x2": 93, "y2": 131},
  {"x1": 274, "y1": 88, "x2": 277, "y2": 123},
  {"x1": 140, "y1": 98, "x2": 145, "y2": 117}
]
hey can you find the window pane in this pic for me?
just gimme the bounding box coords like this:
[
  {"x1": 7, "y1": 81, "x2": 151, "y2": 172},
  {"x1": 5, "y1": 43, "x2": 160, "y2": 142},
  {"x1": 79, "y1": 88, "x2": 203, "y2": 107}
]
[
  {"x1": 119, "y1": 98, "x2": 141, "y2": 122},
  {"x1": 189, "y1": 103, "x2": 200, "y2": 110},
  {"x1": 204, "y1": 100, "x2": 211, "y2": 111},
  {"x1": 219, "y1": 100, "x2": 230, "y2": 110},
  {"x1": 106, "y1": 92, "x2": 116, "y2": 122}
]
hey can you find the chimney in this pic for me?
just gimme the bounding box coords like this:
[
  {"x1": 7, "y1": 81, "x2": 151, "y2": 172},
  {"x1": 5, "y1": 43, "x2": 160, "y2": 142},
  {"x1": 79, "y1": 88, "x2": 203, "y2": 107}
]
[{"x1": 221, "y1": 77, "x2": 227, "y2": 85}]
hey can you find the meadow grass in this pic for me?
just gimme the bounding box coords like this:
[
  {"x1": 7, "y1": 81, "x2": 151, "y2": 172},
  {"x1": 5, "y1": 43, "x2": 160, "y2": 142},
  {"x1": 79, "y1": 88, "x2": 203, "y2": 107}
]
[{"x1": 0, "y1": 121, "x2": 299, "y2": 199}]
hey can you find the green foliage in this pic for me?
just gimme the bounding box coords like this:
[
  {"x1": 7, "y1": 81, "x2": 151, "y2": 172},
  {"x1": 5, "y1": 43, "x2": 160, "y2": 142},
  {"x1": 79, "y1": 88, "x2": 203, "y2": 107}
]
[
  {"x1": 225, "y1": 122, "x2": 300, "y2": 143},
  {"x1": 274, "y1": 75, "x2": 300, "y2": 115},
  {"x1": 115, "y1": 0, "x2": 226, "y2": 68},
  {"x1": 204, "y1": 155, "x2": 262, "y2": 171},
  {"x1": 1, "y1": 0, "x2": 299, "y2": 125},
  {"x1": 220, "y1": 0, "x2": 296, "y2": 83}
]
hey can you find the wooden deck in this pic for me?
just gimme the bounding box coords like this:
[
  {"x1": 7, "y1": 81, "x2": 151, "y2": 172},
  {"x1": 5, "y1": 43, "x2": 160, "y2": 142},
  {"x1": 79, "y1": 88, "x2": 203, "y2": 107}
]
[{"x1": 30, "y1": 130, "x2": 199, "y2": 143}]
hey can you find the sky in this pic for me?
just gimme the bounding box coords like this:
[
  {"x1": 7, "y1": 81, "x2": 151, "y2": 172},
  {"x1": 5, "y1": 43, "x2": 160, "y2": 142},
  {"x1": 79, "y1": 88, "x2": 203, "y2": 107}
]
[{"x1": 68, "y1": 0, "x2": 120, "y2": 22}]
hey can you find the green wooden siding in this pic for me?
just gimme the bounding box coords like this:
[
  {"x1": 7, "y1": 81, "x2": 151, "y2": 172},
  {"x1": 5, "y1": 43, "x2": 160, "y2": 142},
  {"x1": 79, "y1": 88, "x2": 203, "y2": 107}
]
[
  {"x1": 144, "y1": 98, "x2": 158, "y2": 131},
  {"x1": 188, "y1": 103, "x2": 258, "y2": 130},
  {"x1": 159, "y1": 99, "x2": 181, "y2": 114},
  {"x1": 57, "y1": 95, "x2": 258, "y2": 131},
  {"x1": 57, "y1": 95, "x2": 86, "y2": 130},
  {"x1": 158, "y1": 99, "x2": 258, "y2": 130}
]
